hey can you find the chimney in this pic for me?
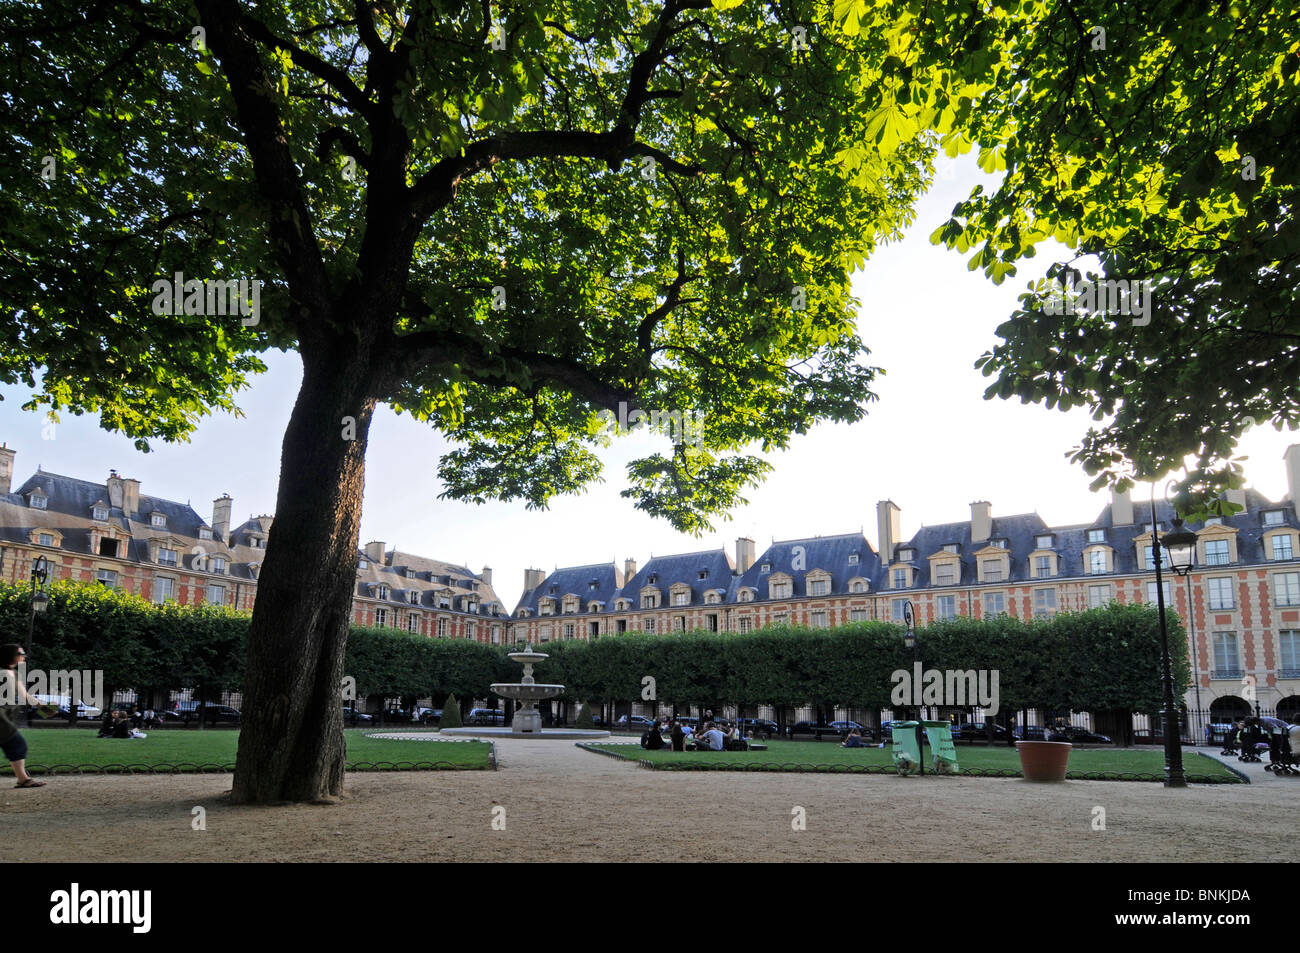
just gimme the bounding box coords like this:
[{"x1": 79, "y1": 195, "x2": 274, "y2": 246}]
[
  {"x1": 364, "y1": 540, "x2": 385, "y2": 563},
  {"x1": 1224, "y1": 487, "x2": 1247, "y2": 512},
  {"x1": 1285, "y1": 444, "x2": 1300, "y2": 514},
  {"x1": 211, "y1": 494, "x2": 232, "y2": 541},
  {"x1": 480, "y1": 565, "x2": 493, "y2": 588},
  {"x1": 106, "y1": 470, "x2": 124, "y2": 510},
  {"x1": 735, "y1": 537, "x2": 755, "y2": 574},
  {"x1": 876, "y1": 500, "x2": 901, "y2": 564},
  {"x1": 970, "y1": 501, "x2": 992, "y2": 544},
  {"x1": 524, "y1": 568, "x2": 546, "y2": 592},
  {"x1": 624, "y1": 557, "x2": 638, "y2": 581},
  {"x1": 0, "y1": 443, "x2": 14, "y2": 495},
  {"x1": 119, "y1": 477, "x2": 140, "y2": 518},
  {"x1": 1111, "y1": 486, "x2": 1134, "y2": 526}
]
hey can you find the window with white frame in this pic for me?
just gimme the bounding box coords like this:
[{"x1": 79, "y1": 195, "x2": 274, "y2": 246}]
[
  {"x1": 1274, "y1": 572, "x2": 1300, "y2": 607},
  {"x1": 151, "y1": 513, "x2": 166, "y2": 528},
  {"x1": 30, "y1": 494, "x2": 47, "y2": 510},
  {"x1": 1280, "y1": 630, "x2": 1300, "y2": 675},
  {"x1": 983, "y1": 592, "x2": 1006, "y2": 616},
  {"x1": 1034, "y1": 555, "x2": 1053, "y2": 578},
  {"x1": 1036, "y1": 535, "x2": 1053, "y2": 549},
  {"x1": 641, "y1": 593, "x2": 658, "y2": 609},
  {"x1": 705, "y1": 591, "x2": 721, "y2": 604},
  {"x1": 892, "y1": 568, "x2": 908, "y2": 589},
  {"x1": 849, "y1": 608, "x2": 868, "y2": 622},
  {"x1": 1087, "y1": 529, "x2": 1105, "y2": 544},
  {"x1": 96, "y1": 568, "x2": 117, "y2": 587},
  {"x1": 848, "y1": 553, "x2": 860, "y2": 564},
  {"x1": 492, "y1": 626, "x2": 501, "y2": 644},
  {"x1": 408, "y1": 615, "x2": 420, "y2": 633},
  {"x1": 563, "y1": 623, "x2": 575, "y2": 639},
  {"x1": 1208, "y1": 577, "x2": 1235, "y2": 609},
  {"x1": 672, "y1": 617, "x2": 685, "y2": 632},
  {"x1": 206, "y1": 583, "x2": 226, "y2": 606},
  {"x1": 1088, "y1": 584, "x2": 1112, "y2": 608},
  {"x1": 672, "y1": 590, "x2": 690, "y2": 607},
  {"x1": 563, "y1": 595, "x2": 579, "y2": 613},
  {"x1": 738, "y1": 616, "x2": 753, "y2": 633},
  {"x1": 936, "y1": 595, "x2": 956, "y2": 620},
  {"x1": 1272, "y1": 535, "x2": 1294, "y2": 561},
  {"x1": 644, "y1": 617, "x2": 656, "y2": 634},
  {"x1": 934, "y1": 563, "x2": 956, "y2": 586},
  {"x1": 1087, "y1": 550, "x2": 1108, "y2": 574},
  {"x1": 943, "y1": 544, "x2": 959, "y2": 554},
  {"x1": 1263, "y1": 510, "x2": 1284, "y2": 526},
  {"x1": 980, "y1": 559, "x2": 1005, "y2": 582},
  {"x1": 466, "y1": 621, "x2": 475, "y2": 639},
  {"x1": 436, "y1": 617, "x2": 447, "y2": 637},
  {"x1": 809, "y1": 579, "x2": 829, "y2": 596},
  {"x1": 198, "y1": 527, "x2": 212, "y2": 540},
  {"x1": 93, "y1": 505, "x2": 108, "y2": 521},
  {"x1": 1034, "y1": 589, "x2": 1056, "y2": 616},
  {"x1": 154, "y1": 576, "x2": 174, "y2": 604},
  {"x1": 770, "y1": 580, "x2": 792, "y2": 599},
  {"x1": 538, "y1": 623, "x2": 551, "y2": 642},
  {"x1": 898, "y1": 548, "x2": 915, "y2": 561},
  {"x1": 739, "y1": 589, "x2": 754, "y2": 602},
  {"x1": 157, "y1": 547, "x2": 177, "y2": 566},
  {"x1": 211, "y1": 556, "x2": 227, "y2": 574},
  {"x1": 1204, "y1": 539, "x2": 1230, "y2": 565},
  {"x1": 1212, "y1": 631, "x2": 1239, "y2": 675},
  {"x1": 810, "y1": 610, "x2": 827, "y2": 628},
  {"x1": 373, "y1": 607, "x2": 387, "y2": 626},
  {"x1": 38, "y1": 532, "x2": 54, "y2": 547},
  {"x1": 376, "y1": 584, "x2": 388, "y2": 599},
  {"x1": 772, "y1": 612, "x2": 788, "y2": 624},
  {"x1": 1145, "y1": 580, "x2": 1171, "y2": 604},
  {"x1": 891, "y1": 599, "x2": 908, "y2": 621},
  {"x1": 849, "y1": 580, "x2": 867, "y2": 593}
]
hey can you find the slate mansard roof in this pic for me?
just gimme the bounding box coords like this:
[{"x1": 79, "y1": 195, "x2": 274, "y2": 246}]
[
  {"x1": 514, "y1": 488, "x2": 1300, "y2": 615},
  {"x1": 356, "y1": 548, "x2": 507, "y2": 618}
]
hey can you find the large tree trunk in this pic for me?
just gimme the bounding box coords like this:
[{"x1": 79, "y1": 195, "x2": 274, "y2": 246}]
[{"x1": 231, "y1": 346, "x2": 377, "y2": 804}]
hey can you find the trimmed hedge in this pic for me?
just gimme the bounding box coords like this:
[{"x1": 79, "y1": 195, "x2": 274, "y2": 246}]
[{"x1": 1, "y1": 582, "x2": 1188, "y2": 715}]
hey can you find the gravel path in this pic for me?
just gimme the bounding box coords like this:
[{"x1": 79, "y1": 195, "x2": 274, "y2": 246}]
[{"x1": 3, "y1": 741, "x2": 1295, "y2": 862}]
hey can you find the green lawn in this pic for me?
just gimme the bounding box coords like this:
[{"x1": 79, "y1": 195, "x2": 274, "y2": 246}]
[
  {"x1": 2, "y1": 729, "x2": 493, "y2": 774},
  {"x1": 583, "y1": 740, "x2": 1242, "y2": 783}
]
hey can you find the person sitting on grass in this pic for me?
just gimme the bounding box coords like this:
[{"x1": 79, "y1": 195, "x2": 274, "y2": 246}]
[
  {"x1": 698, "y1": 723, "x2": 726, "y2": 751},
  {"x1": 670, "y1": 718, "x2": 685, "y2": 752},
  {"x1": 841, "y1": 728, "x2": 868, "y2": 748}
]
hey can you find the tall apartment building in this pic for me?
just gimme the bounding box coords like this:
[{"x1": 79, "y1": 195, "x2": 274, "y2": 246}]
[
  {"x1": 512, "y1": 445, "x2": 1300, "y2": 717},
  {"x1": 0, "y1": 444, "x2": 509, "y2": 642}
]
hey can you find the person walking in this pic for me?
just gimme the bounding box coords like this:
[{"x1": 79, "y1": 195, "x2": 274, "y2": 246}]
[{"x1": 1, "y1": 644, "x2": 51, "y2": 788}]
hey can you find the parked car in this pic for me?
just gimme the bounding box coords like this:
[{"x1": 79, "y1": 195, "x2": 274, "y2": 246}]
[
  {"x1": 830, "y1": 720, "x2": 875, "y2": 739},
  {"x1": 616, "y1": 715, "x2": 656, "y2": 730},
  {"x1": 342, "y1": 706, "x2": 375, "y2": 724},
  {"x1": 1048, "y1": 726, "x2": 1111, "y2": 744},
  {"x1": 195, "y1": 705, "x2": 242, "y2": 725},
  {"x1": 467, "y1": 708, "x2": 505, "y2": 725},
  {"x1": 789, "y1": 721, "x2": 846, "y2": 737},
  {"x1": 952, "y1": 722, "x2": 1013, "y2": 742},
  {"x1": 737, "y1": 717, "x2": 779, "y2": 737},
  {"x1": 413, "y1": 707, "x2": 441, "y2": 725},
  {"x1": 880, "y1": 720, "x2": 930, "y2": 745},
  {"x1": 1014, "y1": 724, "x2": 1047, "y2": 740}
]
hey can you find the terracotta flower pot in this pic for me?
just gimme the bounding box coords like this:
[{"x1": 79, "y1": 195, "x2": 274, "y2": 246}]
[{"x1": 1015, "y1": 740, "x2": 1072, "y2": 781}]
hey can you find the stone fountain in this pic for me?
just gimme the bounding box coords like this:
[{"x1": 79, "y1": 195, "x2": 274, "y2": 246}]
[
  {"x1": 491, "y1": 645, "x2": 565, "y2": 735},
  {"x1": 439, "y1": 644, "x2": 610, "y2": 740}
]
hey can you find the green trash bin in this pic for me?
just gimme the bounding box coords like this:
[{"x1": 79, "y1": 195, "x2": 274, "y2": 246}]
[{"x1": 890, "y1": 720, "x2": 960, "y2": 775}]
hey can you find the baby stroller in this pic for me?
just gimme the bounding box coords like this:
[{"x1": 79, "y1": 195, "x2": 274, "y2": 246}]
[
  {"x1": 1264, "y1": 723, "x2": 1299, "y2": 776},
  {"x1": 1238, "y1": 721, "x2": 1265, "y2": 763}
]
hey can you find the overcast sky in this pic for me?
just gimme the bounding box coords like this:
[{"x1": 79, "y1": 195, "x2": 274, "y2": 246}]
[{"x1": 5, "y1": 154, "x2": 1296, "y2": 608}]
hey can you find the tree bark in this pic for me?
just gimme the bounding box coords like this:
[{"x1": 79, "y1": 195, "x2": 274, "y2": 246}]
[{"x1": 230, "y1": 345, "x2": 377, "y2": 804}]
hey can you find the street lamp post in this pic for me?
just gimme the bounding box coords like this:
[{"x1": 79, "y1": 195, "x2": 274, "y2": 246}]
[
  {"x1": 25, "y1": 555, "x2": 51, "y2": 727},
  {"x1": 902, "y1": 600, "x2": 924, "y2": 776},
  {"x1": 1151, "y1": 508, "x2": 1197, "y2": 789}
]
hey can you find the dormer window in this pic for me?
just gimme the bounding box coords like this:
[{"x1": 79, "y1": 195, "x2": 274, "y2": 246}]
[
  {"x1": 698, "y1": 570, "x2": 708, "y2": 580},
  {"x1": 648, "y1": 574, "x2": 657, "y2": 584},
  {"x1": 991, "y1": 539, "x2": 1007, "y2": 549},
  {"x1": 943, "y1": 544, "x2": 959, "y2": 554},
  {"x1": 1035, "y1": 535, "x2": 1053, "y2": 549},
  {"x1": 157, "y1": 547, "x2": 178, "y2": 567},
  {"x1": 93, "y1": 504, "x2": 108, "y2": 521},
  {"x1": 210, "y1": 556, "x2": 227, "y2": 574},
  {"x1": 359, "y1": 558, "x2": 368, "y2": 569},
  {"x1": 898, "y1": 548, "x2": 915, "y2": 562},
  {"x1": 704, "y1": 591, "x2": 721, "y2": 604},
  {"x1": 409, "y1": 591, "x2": 420, "y2": 605},
  {"x1": 150, "y1": 513, "x2": 167, "y2": 528},
  {"x1": 376, "y1": 584, "x2": 389, "y2": 599},
  {"x1": 30, "y1": 495, "x2": 48, "y2": 510},
  {"x1": 760, "y1": 563, "x2": 770, "y2": 573},
  {"x1": 1264, "y1": 510, "x2": 1284, "y2": 526},
  {"x1": 738, "y1": 589, "x2": 754, "y2": 602},
  {"x1": 198, "y1": 527, "x2": 213, "y2": 540},
  {"x1": 589, "y1": 580, "x2": 598, "y2": 591},
  {"x1": 1087, "y1": 529, "x2": 1105, "y2": 544},
  {"x1": 849, "y1": 579, "x2": 867, "y2": 593},
  {"x1": 848, "y1": 553, "x2": 860, "y2": 564}
]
